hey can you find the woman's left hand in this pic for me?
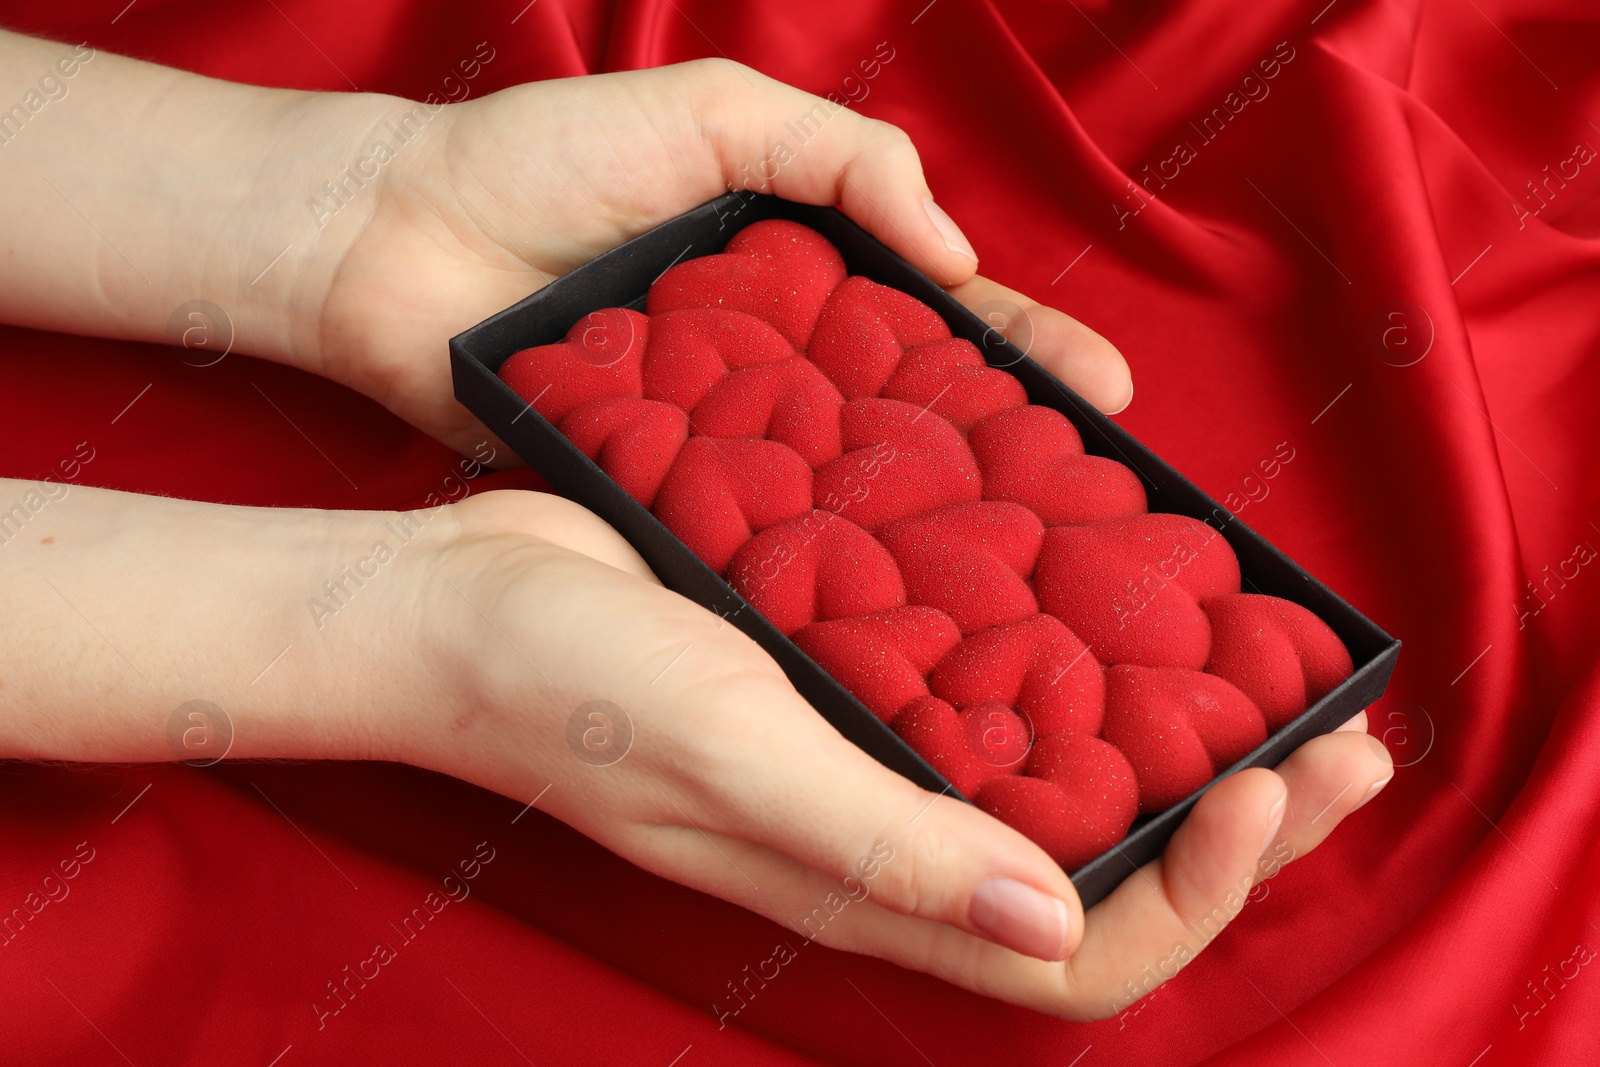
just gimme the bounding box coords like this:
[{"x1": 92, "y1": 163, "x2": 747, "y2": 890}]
[{"x1": 291, "y1": 58, "x2": 1134, "y2": 455}]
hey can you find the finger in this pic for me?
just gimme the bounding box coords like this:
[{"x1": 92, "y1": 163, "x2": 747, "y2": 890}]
[
  {"x1": 1266, "y1": 719, "x2": 1394, "y2": 862},
  {"x1": 680, "y1": 59, "x2": 980, "y2": 289},
  {"x1": 621, "y1": 814, "x2": 1076, "y2": 1002},
  {"x1": 877, "y1": 719, "x2": 1392, "y2": 1016},
  {"x1": 1335, "y1": 708, "x2": 1369, "y2": 732},
  {"x1": 945, "y1": 274, "x2": 1134, "y2": 414},
  {"x1": 672, "y1": 715, "x2": 1389, "y2": 1020},
  {"x1": 677, "y1": 668, "x2": 1086, "y2": 964},
  {"x1": 1056, "y1": 768, "x2": 1287, "y2": 1014}
]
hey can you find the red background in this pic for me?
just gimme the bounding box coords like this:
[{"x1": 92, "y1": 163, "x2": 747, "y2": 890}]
[{"x1": 1, "y1": 0, "x2": 1597, "y2": 1064}]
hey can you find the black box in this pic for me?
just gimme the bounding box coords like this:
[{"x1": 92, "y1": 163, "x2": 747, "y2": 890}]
[{"x1": 450, "y1": 192, "x2": 1399, "y2": 908}]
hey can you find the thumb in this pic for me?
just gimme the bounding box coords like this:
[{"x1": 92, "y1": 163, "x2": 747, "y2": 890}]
[
  {"x1": 707, "y1": 676, "x2": 1086, "y2": 962},
  {"x1": 674, "y1": 58, "x2": 980, "y2": 288},
  {"x1": 1059, "y1": 767, "x2": 1288, "y2": 1002}
]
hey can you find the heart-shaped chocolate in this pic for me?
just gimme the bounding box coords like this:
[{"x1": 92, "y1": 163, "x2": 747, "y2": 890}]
[
  {"x1": 892, "y1": 695, "x2": 1020, "y2": 797},
  {"x1": 970, "y1": 404, "x2": 1084, "y2": 468},
  {"x1": 499, "y1": 308, "x2": 648, "y2": 421},
  {"x1": 1035, "y1": 513, "x2": 1240, "y2": 669},
  {"x1": 878, "y1": 501, "x2": 1043, "y2": 634},
  {"x1": 977, "y1": 738, "x2": 1139, "y2": 869},
  {"x1": 1100, "y1": 664, "x2": 1267, "y2": 812},
  {"x1": 968, "y1": 406, "x2": 1147, "y2": 526},
  {"x1": 652, "y1": 437, "x2": 814, "y2": 573},
  {"x1": 1202, "y1": 593, "x2": 1355, "y2": 729},
  {"x1": 647, "y1": 219, "x2": 847, "y2": 349},
  {"x1": 930, "y1": 613, "x2": 1104, "y2": 737},
  {"x1": 690, "y1": 357, "x2": 845, "y2": 467},
  {"x1": 725, "y1": 509, "x2": 905, "y2": 635},
  {"x1": 642, "y1": 308, "x2": 795, "y2": 411},
  {"x1": 560, "y1": 397, "x2": 688, "y2": 508},
  {"x1": 962, "y1": 700, "x2": 1034, "y2": 771},
  {"x1": 812, "y1": 398, "x2": 981, "y2": 530},
  {"x1": 794, "y1": 606, "x2": 961, "y2": 722},
  {"x1": 806, "y1": 276, "x2": 952, "y2": 399},
  {"x1": 879, "y1": 337, "x2": 1029, "y2": 432}
]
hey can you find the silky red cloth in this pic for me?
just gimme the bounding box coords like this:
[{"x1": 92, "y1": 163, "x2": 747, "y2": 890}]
[{"x1": 2, "y1": 1, "x2": 1597, "y2": 1063}]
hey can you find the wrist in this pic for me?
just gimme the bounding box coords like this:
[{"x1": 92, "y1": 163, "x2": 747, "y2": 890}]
[
  {"x1": 0, "y1": 29, "x2": 459, "y2": 379},
  {"x1": 225, "y1": 89, "x2": 459, "y2": 377},
  {"x1": 378, "y1": 489, "x2": 657, "y2": 785},
  {"x1": 0, "y1": 481, "x2": 465, "y2": 767},
  {"x1": 135, "y1": 83, "x2": 447, "y2": 377},
  {"x1": 0, "y1": 34, "x2": 301, "y2": 358}
]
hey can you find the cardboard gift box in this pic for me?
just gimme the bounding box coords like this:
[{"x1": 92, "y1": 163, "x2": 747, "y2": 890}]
[{"x1": 450, "y1": 191, "x2": 1400, "y2": 908}]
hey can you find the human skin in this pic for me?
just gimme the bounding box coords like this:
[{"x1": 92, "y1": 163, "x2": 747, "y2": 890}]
[{"x1": 0, "y1": 31, "x2": 1392, "y2": 1018}]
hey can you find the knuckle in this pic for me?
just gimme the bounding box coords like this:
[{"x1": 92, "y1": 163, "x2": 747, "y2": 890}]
[
  {"x1": 867, "y1": 820, "x2": 959, "y2": 918},
  {"x1": 690, "y1": 56, "x2": 753, "y2": 86},
  {"x1": 656, "y1": 667, "x2": 802, "y2": 817},
  {"x1": 867, "y1": 118, "x2": 917, "y2": 155}
]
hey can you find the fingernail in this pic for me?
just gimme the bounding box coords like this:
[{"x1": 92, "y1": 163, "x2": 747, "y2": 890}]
[
  {"x1": 969, "y1": 877, "x2": 1069, "y2": 961},
  {"x1": 923, "y1": 197, "x2": 976, "y2": 260},
  {"x1": 1355, "y1": 775, "x2": 1393, "y2": 810},
  {"x1": 1259, "y1": 795, "x2": 1286, "y2": 857},
  {"x1": 1366, "y1": 733, "x2": 1395, "y2": 767},
  {"x1": 1107, "y1": 380, "x2": 1134, "y2": 416}
]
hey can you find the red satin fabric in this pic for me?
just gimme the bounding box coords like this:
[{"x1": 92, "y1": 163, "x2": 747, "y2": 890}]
[{"x1": 2, "y1": 1, "x2": 1597, "y2": 1063}]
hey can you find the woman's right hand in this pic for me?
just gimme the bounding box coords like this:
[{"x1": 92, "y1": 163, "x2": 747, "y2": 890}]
[
  {"x1": 401, "y1": 489, "x2": 1393, "y2": 1019},
  {"x1": 0, "y1": 475, "x2": 1390, "y2": 1018}
]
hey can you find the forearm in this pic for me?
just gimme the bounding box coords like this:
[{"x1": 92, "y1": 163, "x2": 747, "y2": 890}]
[
  {"x1": 0, "y1": 28, "x2": 396, "y2": 368},
  {"x1": 0, "y1": 476, "x2": 457, "y2": 763}
]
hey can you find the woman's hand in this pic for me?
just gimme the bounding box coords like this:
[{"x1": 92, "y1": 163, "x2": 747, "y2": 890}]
[
  {"x1": 0, "y1": 38, "x2": 1126, "y2": 458},
  {"x1": 293, "y1": 58, "x2": 1135, "y2": 455},
  {"x1": 401, "y1": 489, "x2": 1393, "y2": 1019},
  {"x1": 0, "y1": 479, "x2": 1388, "y2": 1023},
  {"x1": 0, "y1": 473, "x2": 1390, "y2": 1021}
]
